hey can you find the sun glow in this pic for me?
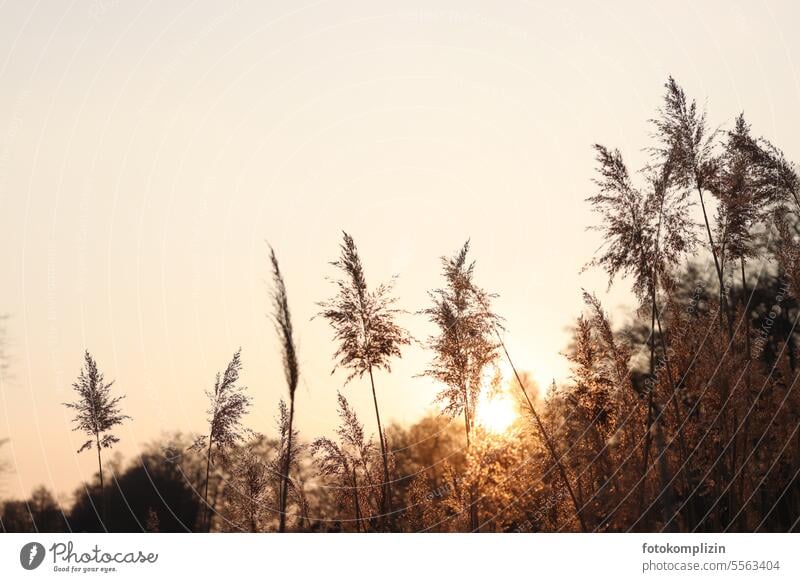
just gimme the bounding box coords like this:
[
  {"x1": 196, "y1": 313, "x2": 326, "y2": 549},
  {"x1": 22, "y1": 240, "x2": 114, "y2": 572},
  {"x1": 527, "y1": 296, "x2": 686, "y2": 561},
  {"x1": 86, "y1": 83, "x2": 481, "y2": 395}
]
[{"x1": 476, "y1": 390, "x2": 518, "y2": 434}]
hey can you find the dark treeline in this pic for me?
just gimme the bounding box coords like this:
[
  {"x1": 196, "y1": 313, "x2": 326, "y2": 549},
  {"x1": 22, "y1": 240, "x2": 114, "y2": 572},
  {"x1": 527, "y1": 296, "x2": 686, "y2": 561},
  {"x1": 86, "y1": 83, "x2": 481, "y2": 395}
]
[{"x1": 1, "y1": 78, "x2": 799, "y2": 533}]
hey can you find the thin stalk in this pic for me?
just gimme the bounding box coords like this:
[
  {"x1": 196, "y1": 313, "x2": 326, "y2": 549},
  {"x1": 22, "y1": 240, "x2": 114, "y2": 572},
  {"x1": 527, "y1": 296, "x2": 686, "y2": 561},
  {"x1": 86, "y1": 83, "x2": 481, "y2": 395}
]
[
  {"x1": 471, "y1": 289, "x2": 586, "y2": 532},
  {"x1": 202, "y1": 436, "x2": 213, "y2": 532},
  {"x1": 734, "y1": 257, "x2": 753, "y2": 530},
  {"x1": 352, "y1": 466, "x2": 362, "y2": 532},
  {"x1": 694, "y1": 187, "x2": 733, "y2": 529},
  {"x1": 278, "y1": 396, "x2": 295, "y2": 532},
  {"x1": 639, "y1": 286, "x2": 657, "y2": 521},
  {"x1": 648, "y1": 253, "x2": 689, "y2": 488},
  {"x1": 462, "y1": 386, "x2": 479, "y2": 531},
  {"x1": 697, "y1": 186, "x2": 732, "y2": 335},
  {"x1": 642, "y1": 276, "x2": 677, "y2": 532},
  {"x1": 95, "y1": 431, "x2": 107, "y2": 531},
  {"x1": 654, "y1": 302, "x2": 691, "y2": 526},
  {"x1": 651, "y1": 400, "x2": 677, "y2": 531},
  {"x1": 462, "y1": 391, "x2": 472, "y2": 449},
  {"x1": 494, "y1": 331, "x2": 588, "y2": 532},
  {"x1": 647, "y1": 297, "x2": 677, "y2": 533},
  {"x1": 368, "y1": 366, "x2": 393, "y2": 528}
]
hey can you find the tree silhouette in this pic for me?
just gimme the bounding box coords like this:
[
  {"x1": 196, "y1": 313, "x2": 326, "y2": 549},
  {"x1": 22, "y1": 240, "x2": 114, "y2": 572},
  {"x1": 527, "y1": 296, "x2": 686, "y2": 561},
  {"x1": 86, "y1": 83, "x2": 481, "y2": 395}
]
[
  {"x1": 269, "y1": 247, "x2": 299, "y2": 532},
  {"x1": 192, "y1": 349, "x2": 252, "y2": 532},
  {"x1": 68, "y1": 437, "x2": 203, "y2": 532},
  {"x1": 63, "y1": 351, "x2": 130, "y2": 528},
  {"x1": 317, "y1": 232, "x2": 410, "y2": 527}
]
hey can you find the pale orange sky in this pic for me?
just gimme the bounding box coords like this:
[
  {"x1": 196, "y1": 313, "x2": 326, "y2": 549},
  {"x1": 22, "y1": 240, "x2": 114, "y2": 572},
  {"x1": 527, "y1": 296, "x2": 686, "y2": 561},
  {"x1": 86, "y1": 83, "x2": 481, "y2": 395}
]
[{"x1": 0, "y1": 0, "x2": 798, "y2": 501}]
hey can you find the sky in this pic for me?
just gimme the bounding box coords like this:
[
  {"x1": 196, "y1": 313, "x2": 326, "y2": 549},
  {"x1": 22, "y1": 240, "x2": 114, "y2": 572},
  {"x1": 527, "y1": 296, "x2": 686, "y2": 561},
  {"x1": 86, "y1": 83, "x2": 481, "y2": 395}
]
[{"x1": 0, "y1": 0, "x2": 798, "y2": 501}]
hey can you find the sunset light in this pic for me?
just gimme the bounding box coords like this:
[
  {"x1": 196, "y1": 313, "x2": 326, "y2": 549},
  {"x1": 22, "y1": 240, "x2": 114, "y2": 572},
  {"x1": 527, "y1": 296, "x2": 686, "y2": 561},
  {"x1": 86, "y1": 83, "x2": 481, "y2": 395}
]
[
  {"x1": 476, "y1": 389, "x2": 518, "y2": 434},
  {"x1": 1, "y1": 1, "x2": 798, "y2": 559}
]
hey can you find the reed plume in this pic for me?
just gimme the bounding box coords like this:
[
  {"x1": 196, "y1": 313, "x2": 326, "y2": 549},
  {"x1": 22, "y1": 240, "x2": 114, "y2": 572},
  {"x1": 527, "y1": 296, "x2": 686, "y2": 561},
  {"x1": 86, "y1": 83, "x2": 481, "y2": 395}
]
[
  {"x1": 317, "y1": 231, "x2": 410, "y2": 528},
  {"x1": 269, "y1": 247, "x2": 299, "y2": 532},
  {"x1": 63, "y1": 351, "x2": 130, "y2": 530},
  {"x1": 192, "y1": 349, "x2": 252, "y2": 532}
]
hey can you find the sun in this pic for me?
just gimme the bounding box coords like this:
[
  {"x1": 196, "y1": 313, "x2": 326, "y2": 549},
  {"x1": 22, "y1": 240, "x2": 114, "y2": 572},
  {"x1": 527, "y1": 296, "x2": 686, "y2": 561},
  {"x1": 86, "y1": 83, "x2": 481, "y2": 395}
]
[{"x1": 476, "y1": 390, "x2": 518, "y2": 434}]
